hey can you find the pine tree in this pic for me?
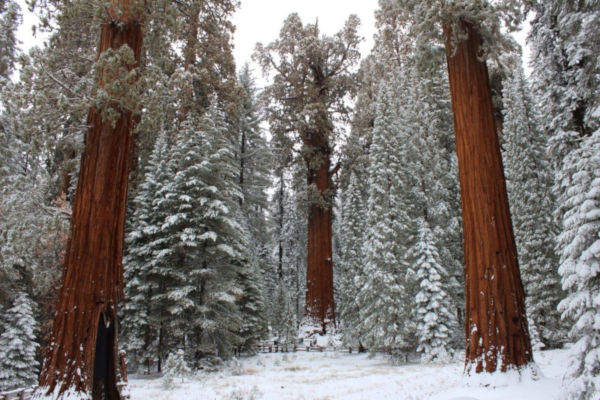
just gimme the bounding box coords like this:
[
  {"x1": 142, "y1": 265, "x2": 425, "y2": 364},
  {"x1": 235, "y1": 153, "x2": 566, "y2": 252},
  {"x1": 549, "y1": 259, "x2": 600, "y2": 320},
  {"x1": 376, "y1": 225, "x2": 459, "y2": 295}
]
[
  {"x1": 234, "y1": 65, "x2": 270, "y2": 350},
  {"x1": 122, "y1": 130, "x2": 171, "y2": 373},
  {"x1": 357, "y1": 79, "x2": 414, "y2": 355},
  {"x1": 529, "y1": 2, "x2": 600, "y2": 396},
  {"x1": 279, "y1": 176, "x2": 308, "y2": 332},
  {"x1": 529, "y1": 0, "x2": 600, "y2": 172},
  {"x1": 412, "y1": 219, "x2": 456, "y2": 363},
  {"x1": 0, "y1": 0, "x2": 20, "y2": 83},
  {"x1": 337, "y1": 170, "x2": 366, "y2": 345},
  {"x1": 0, "y1": 291, "x2": 39, "y2": 391},
  {"x1": 555, "y1": 132, "x2": 600, "y2": 400},
  {"x1": 501, "y1": 56, "x2": 565, "y2": 348}
]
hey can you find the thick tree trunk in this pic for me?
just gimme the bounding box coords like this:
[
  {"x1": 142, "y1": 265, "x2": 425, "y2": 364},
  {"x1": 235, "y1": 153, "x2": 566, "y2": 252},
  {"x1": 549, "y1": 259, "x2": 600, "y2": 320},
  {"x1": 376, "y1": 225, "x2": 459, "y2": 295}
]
[
  {"x1": 304, "y1": 136, "x2": 335, "y2": 334},
  {"x1": 443, "y1": 22, "x2": 532, "y2": 373},
  {"x1": 34, "y1": 2, "x2": 143, "y2": 399}
]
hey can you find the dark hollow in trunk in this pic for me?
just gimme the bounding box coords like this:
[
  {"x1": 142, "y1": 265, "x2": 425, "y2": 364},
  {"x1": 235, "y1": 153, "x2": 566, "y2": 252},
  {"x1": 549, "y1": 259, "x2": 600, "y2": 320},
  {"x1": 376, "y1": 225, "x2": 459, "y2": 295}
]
[
  {"x1": 443, "y1": 22, "x2": 533, "y2": 373},
  {"x1": 92, "y1": 314, "x2": 118, "y2": 400},
  {"x1": 34, "y1": 2, "x2": 143, "y2": 398}
]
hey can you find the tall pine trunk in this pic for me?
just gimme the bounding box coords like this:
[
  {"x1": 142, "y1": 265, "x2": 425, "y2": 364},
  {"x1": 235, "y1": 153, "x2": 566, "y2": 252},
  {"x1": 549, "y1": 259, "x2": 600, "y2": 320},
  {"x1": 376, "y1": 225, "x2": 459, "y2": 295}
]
[
  {"x1": 443, "y1": 22, "x2": 532, "y2": 373},
  {"x1": 34, "y1": 2, "x2": 143, "y2": 399},
  {"x1": 304, "y1": 134, "x2": 335, "y2": 333}
]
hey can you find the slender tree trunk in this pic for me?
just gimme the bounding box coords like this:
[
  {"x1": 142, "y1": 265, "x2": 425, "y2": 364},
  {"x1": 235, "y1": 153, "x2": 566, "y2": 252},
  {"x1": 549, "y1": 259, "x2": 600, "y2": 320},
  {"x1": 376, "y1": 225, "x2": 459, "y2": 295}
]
[
  {"x1": 304, "y1": 136, "x2": 335, "y2": 333},
  {"x1": 34, "y1": 2, "x2": 143, "y2": 399},
  {"x1": 443, "y1": 22, "x2": 532, "y2": 373},
  {"x1": 278, "y1": 175, "x2": 284, "y2": 281}
]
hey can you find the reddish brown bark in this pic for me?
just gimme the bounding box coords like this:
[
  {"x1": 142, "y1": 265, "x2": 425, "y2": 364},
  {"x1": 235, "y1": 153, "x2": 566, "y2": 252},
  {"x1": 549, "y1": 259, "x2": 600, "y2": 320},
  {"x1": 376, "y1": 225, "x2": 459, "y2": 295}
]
[
  {"x1": 35, "y1": 2, "x2": 143, "y2": 399},
  {"x1": 303, "y1": 135, "x2": 335, "y2": 334},
  {"x1": 443, "y1": 22, "x2": 532, "y2": 373}
]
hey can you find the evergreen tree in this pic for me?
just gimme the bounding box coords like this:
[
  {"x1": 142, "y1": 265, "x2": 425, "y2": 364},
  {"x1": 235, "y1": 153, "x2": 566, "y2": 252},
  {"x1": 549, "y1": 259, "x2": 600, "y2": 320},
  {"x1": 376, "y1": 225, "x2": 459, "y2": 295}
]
[
  {"x1": 234, "y1": 65, "x2": 270, "y2": 350},
  {"x1": 412, "y1": 219, "x2": 456, "y2": 363},
  {"x1": 0, "y1": 0, "x2": 20, "y2": 82},
  {"x1": 279, "y1": 176, "x2": 308, "y2": 331},
  {"x1": 123, "y1": 130, "x2": 171, "y2": 373},
  {"x1": 357, "y1": 79, "x2": 414, "y2": 355},
  {"x1": 390, "y1": 0, "x2": 533, "y2": 373},
  {"x1": 555, "y1": 132, "x2": 600, "y2": 400},
  {"x1": 529, "y1": 0, "x2": 600, "y2": 172},
  {"x1": 501, "y1": 56, "x2": 565, "y2": 348},
  {"x1": 529, "y1": 2, "x2": 599, "y2": 395},
  {"x1": 255, "y1": 13, "x2": 362, "y2": 332},
  {"x1": 338, "y1": 170, "x2": 366, "y2": 345},
  {"x1": 0, "y1": 291, "x2": 39, "y2": 391}
]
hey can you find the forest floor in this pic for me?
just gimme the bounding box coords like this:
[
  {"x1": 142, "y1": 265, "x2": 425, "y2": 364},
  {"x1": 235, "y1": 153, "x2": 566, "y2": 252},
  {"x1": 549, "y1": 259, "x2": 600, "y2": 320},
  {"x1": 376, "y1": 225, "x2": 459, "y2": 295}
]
[{"x1": 128, "y1": 347, "x2": 570, "y2": 400}]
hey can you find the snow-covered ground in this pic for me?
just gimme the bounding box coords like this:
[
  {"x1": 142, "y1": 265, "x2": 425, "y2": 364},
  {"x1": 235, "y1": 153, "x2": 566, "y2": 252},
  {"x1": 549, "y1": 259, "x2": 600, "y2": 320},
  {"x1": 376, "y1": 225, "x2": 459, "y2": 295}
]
[{"x1": 129, "y1": 348, "x2": 571, "y2": 400}]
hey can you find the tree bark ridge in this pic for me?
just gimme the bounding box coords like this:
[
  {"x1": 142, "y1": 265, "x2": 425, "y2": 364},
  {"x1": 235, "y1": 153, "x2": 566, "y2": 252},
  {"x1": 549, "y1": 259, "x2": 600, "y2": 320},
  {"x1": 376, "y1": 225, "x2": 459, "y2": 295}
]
[
  {"x1": 35, "y1": 1, "x2": 143, "y2": 398},
  {"x1": 443, "y1": 21, "x2": 532, "y2": 373}
]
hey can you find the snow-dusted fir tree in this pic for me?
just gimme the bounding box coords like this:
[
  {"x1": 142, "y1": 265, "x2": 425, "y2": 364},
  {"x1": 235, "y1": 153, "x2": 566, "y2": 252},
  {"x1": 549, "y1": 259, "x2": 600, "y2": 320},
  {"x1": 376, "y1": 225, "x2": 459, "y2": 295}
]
[
  {"x1": 357, "y1": 78, "x2": 415, "y2": 354},
  {"x1": 338, "y1": 169, "x2": 367, "y2": 345},
  {"x1": 407, "y1": 44, "x2": 463, "y2": 345},
  {"x1": 123, "y1": 130, "x2": 171, "y2": 372},
  {"x1": 0, "y1": 291, "x2": 39, "y2": 391},
  {"x1": 270, "y1": 281, "x2": 297, "y2": 345},
  {"x1": 411, "y1": 219, "x2": 456, "y2": 363},
  {"x1": 268, "y1": 162, "x2": 307, "y2": 334},
  {"x1": 161, "y1": 108, "x2": 246, "y2": 361},
  {"x1": 529, "y1": 0, "x2": 600, "y2": 172},
  {"x1": 234, "y1": 65, "x2": 270, "y2": 350},
  {"x1": 501, "y1": 55, "x2": 564, "y2": 348},
  {"x1": 555, "y1": 131, "x2": 600, "y2": 400},
  {"x1": 0, "y1": 0, "x2": 20, "y2": 82},
  {"x1": 529, "y1": 2, "x2": 599, "y2": 396}
]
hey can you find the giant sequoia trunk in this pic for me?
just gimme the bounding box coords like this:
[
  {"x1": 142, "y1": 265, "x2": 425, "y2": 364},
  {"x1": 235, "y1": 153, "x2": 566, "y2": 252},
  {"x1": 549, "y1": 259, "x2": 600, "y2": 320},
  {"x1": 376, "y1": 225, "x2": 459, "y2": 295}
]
[
  {"x1": 34, "y1": 2, "x2": 143, "y2": 399},
  {"x1": 303, "y1": 133, "x2": 335, "y2": 334},
  {"x1": 443, "y1": 22, "x2": 532, "y2": 373}
]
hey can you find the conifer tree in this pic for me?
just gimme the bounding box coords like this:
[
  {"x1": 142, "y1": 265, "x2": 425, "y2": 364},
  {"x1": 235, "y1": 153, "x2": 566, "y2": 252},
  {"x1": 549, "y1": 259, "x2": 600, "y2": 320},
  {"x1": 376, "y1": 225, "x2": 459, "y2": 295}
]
[
  {"x1": 0, "y1": 0, "x2": 20, "y2": 83},
  {"x1": 255, "y1": 14, "x2": 361, "y2": 333},
  {"x1": 391, "y1": 0, "x2": 533, "y2": 373},
  {"x1": 529, "y1": 0, "x2": 600, "y2": 172},
  {"x1": 233, "y1": 66, "x2": 270, "y2": 350},
  {"x1": 338, "y1": 170, "x2": 366, "y2": 345},
  {"x1": 555, "y1": 132, "x2": 600, "y2": 400},
  {"x1": 501, "y1": 56, "x2": 565, "y2": 348},
  {"x1": 122, "y1": 130, "x2": 171, "y2": 373},
  {"x1": 35, "y1": 1, "x2": 144, "y2": 397},
  {"x1": 0, "y1": 291, "x2": 39, "y2": 391},
  {"x1": 412, "y1": 219, "x2": 457, "y2": 363},
  {"x1": 529, "y1": 2, "x2": 600, "y2": 396},
  {"x1": 357, "y1": 79, "x2": 414, "y2": 354},
  {"x1": 279, "y1": 177, "x2": 308, "y2": 330}
]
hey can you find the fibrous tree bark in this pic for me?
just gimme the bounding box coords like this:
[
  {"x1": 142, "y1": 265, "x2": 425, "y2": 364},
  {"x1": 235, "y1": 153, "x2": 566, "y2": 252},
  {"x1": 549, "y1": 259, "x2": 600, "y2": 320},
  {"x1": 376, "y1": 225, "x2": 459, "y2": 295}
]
[
  {"x1": 303, "y1": 108, "x2": 335, "y2": 333},
  {"x1": 34, "y1": 1, "x2": 143, "y2": 399},
  {"x1": 443, "y1": 22, "x2": 532, "y2": 373},
  {"x1": 254, "y1": 14, "x2": 360, "y2": 334}
]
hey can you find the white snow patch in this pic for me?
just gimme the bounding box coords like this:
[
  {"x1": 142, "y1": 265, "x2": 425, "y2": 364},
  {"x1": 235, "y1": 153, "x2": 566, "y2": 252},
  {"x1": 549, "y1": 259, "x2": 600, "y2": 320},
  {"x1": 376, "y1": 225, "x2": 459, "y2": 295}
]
[{"x1": 129, "y1": 348, "x2": 571, "y2": 400}]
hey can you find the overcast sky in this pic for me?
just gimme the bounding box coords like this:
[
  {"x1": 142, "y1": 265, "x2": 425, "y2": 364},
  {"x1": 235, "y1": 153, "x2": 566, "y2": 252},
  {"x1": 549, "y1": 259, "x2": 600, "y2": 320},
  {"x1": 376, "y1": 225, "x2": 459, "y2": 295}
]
[
  {"x1": 232, "y1": 0, "x2": 377, "y2": 68},
  {"x1": 16, "y1": 0, "x2": 529, "y2": 76},
  {"x1": 16, "y1": 1, "x2": 377, "y2": 69}
]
